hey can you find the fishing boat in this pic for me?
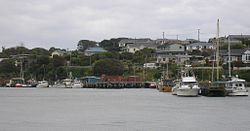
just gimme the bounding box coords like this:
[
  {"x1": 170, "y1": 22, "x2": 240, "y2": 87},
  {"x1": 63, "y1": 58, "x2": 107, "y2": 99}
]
[
  {"x1": 224, "y1": 77, "x2": 248, "y2": 96},
  {"x1": 6, "y1": 77, "x2": 36, "y2": 88},
  {"x1": 158, "y1": 62, "x2": 175, "y2": 92},
  {"x1": 72, "y1": 79, "x2": 83, "y2": 88},
  {"x1": 201, "y1": 81, "x2": 226, "y2": 97},
  {"x1": 200, "y1": 19, "x2": 226, "y2": 97},
  {"x1": 172, "y1": 65, "x2": 200, "y2": 96},
  {"x1": 36, "y1": 80, "x2": 49, "y2": 88},
  {"x1": 223, "y1": 36, "x2": 248, "y2": 96},
  {"x1": 158, "y1": 79, "x2": 175, "y2": 92}
]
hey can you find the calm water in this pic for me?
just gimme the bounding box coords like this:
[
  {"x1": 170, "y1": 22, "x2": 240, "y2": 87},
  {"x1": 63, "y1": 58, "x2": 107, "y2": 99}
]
[{"x1": 0, "y1": 88, "x2": 250, "y2": 131}]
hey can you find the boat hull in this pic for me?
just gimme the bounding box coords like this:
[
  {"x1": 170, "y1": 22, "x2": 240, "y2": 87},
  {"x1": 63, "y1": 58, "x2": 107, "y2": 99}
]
[
  {"x1": 227, "y1": 90, "x2": 248, "y2": 96},
  {"x1": 177, "y1": 88, "x2": 199, "y2": 96},
  {"x1": 201, "y1": 87, "x2": 226, "y2": 97},
  {"x1": 159, "y1": 86, "x2": 172, "y2": 92},
  {"x1": 172, "y1": 87, "x2": 178, "y2": 95}
]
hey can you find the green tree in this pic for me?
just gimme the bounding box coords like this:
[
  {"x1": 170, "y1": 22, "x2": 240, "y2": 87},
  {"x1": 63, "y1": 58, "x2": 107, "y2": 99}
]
[
  {"x1": 77, "y1": 40, "x2": 97, "y2": 52},
  {"x1": 52, "y1": 55, "x2": 65, "y2": 67},
  {"x1": 99, "y1": 38, "x2": 127, "y2": 52},
  {"x1": 93, "y1": 59, "x2": 124, "y2": 76},
  {"x1": 2, "y1": 47, "x2": 30, "y2": 56},
  {"x1": 120, "y1": 52, "x2": 134, "y2": 61},
  {"x1": 132, "y1": 48, "x2": 156, "y2": 64},
  {"x1": 31, "y1": 48, "x2": 49, "y2": 56},
  {"x1": 0, "y1": 59, "x2": 17, "y2": 74}
]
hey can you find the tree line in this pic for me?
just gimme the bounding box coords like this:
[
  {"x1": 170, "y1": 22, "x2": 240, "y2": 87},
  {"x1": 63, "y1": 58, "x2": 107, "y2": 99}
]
[{"x1": 0, "y1": 39, "x2": 158, "y2": 85}]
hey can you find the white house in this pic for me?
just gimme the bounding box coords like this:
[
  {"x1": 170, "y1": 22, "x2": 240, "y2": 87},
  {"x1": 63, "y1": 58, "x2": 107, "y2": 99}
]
[
  {"x1": 242, "y1": 49, "x2": 250, "y2": 63},
  {"x1": 51, "y1": 50, "x2": 66, "y2": 58},
  {"x1": 143, "y1": 63, "x2": 158, "y2": 68},
  {"x1": 125, "y1": 42, "x2": 158, "y2": 53},
  {"x1": 118, "y1": 38, "x2": 152, "y2": 48},
  {"x1": 186, "y1": 42, "x2": 214, "y2": 51}
]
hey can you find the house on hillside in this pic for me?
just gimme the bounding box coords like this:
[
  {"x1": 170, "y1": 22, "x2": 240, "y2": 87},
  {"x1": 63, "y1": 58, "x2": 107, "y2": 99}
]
[
  {"x1": 228, "y1": 35, "x2": 250, "y2": 40},
  {"x1": 220, "y1": 49, "x2": 245, "y2": 64},
  {"x1": 186, "y1": 42, "x2": 214, "y2": 51},
  {"x1": 84, "y1": 47, "x2": 107, "y2": 56},
  {"x1": 51, "y1": 50, "x2": 67, "y2": 58},
  {"x1": 125, "y1": 42, "x2": 158, "y2": 53},
  {"x1": 156, "y1": 43, "x2": 191, "y2": 64},
  {"x1": 242, "y1": 49, "x2": 250, "y2": 63},
  {"x1": 118, "y1": 38, "x2": 152, "y2": 47},
  {"x1": 209, "y1": 35, "x2": 250, "y2": 47}
]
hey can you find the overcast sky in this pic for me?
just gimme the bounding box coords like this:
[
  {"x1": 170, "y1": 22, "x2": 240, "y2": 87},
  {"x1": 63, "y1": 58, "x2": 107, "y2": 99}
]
[{"x1": 0, "y1": 0, "x2": 250, "y2": 50}]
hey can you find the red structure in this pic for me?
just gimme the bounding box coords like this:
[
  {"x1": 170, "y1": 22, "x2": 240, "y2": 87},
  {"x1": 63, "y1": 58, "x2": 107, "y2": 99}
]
[{"x1": 101, "y1": 75, "x2": 142, "y2": 82}]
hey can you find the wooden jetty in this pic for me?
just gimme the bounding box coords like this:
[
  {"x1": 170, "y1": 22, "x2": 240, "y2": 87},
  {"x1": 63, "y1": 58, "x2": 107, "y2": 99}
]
[{"x1": 83, "y1": 81, "x2": 145, "y2": 89}]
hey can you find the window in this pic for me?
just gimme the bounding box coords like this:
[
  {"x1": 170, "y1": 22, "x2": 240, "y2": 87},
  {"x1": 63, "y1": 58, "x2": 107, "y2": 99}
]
[
  {"x1": 163, "y1": 58, "x2": 166, "y2": 61},
  {"x1": 247, "y1": 55, "x2": 250, "y2": 61},
  {"x1": 179, "y1": 46, "x2": 182, "y2": 49}
]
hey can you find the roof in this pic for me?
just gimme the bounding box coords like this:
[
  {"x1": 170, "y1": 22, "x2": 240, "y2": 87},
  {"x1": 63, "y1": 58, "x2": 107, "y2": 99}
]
[
  {"x1": 182, "y1": 77, "x2": 196, "y2": 82},
  {"x1": 228, "y1": 35, "x2": 250, "y2": 39},
  {"x1": 158, "y1": 43, "x2": 184, "y2": 48},
  {"x1": 127, "y1": 42, "x2": 158, "y2": 49},
  {"x1": 243, "y1": 49, "x2": 250, "y2": 54},
  {"x1": 156, "y1": 50, "x2": 186, "y2": 54},
  {"x1": 220, "y1": 49, "x2": 245, "y2": 56},
  {"x1": 119, "y1": 38, "x2": 152, "y2": 44},
  {"x1": 187, "y1": 42, "x2": 213, "y2": 46},
  {"x1": 85, "y1": 47, "x2": 107, "y2": 52},
  {"x1": 52, "y1": 50, "x2": 66, "y2": 54},
  {"x1": 229, "y1": 77, "x2": 245, "y2": 82},
  {"x1": 81, "y1": 76, "x2": 100, "y2": 79}
]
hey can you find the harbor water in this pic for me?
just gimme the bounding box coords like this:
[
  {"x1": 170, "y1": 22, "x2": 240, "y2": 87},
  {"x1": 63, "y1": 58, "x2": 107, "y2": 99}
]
[{"x1": 0, "y1": 88, "x2": 250, "y2": 131}]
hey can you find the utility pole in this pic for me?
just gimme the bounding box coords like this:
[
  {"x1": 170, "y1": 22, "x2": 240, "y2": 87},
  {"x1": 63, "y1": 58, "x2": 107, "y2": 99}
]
[
  {"x1": 197, "y1": 29, "x2": 200, "y2": 41},
  {"x1": 162, "y1": 32, "x2": 165, "y2": 44}
]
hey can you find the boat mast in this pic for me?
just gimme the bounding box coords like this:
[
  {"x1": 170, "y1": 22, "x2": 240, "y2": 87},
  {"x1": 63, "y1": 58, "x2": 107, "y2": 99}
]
[
  {"x1": 228, "y1": 36, "x2": 231, "y2": 77},
  {"x1": 43, "y1": 64, "x2": 45, "y2": 80},
  {"x1": 216, "y1": 19, "x2": 220, "y2": 81}
]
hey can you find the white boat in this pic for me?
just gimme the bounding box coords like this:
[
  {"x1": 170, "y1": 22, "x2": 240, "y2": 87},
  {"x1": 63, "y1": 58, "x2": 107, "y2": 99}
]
[
  {"x1": 52, "y1": 81, "x2": 66, "y2": 88},
  {"x1": 174, "y1": 65, "x2": 200, "y2": 97},
  {"x1": 177, "y1": 77, "x2": 200, "y2": 96},
  {"x1": 62, "y1": 78, "x2": 73, "y2": 88},
  {"x1": 172, "y1": 80, "x2": 180, "y2": 95},
  {"x1": 224, "y1": 36, "x2": 248, "y2": 96},
  {"x1": 72, "y1": 79, "x2": 83, "y2": 88},
  {"x1": 6, "y1": 77, "x2": 33, "y2": 88},
  {"x1": 225, "y1": 77, "x2": 248, "y2": 96},
  {"x1": 36, "y1": 80, "x2": 49, "y2": 88}
]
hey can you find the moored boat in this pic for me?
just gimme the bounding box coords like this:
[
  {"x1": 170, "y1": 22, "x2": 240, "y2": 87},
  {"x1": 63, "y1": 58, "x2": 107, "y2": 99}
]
[
  {"x1": 177, "y1": 76, "x2": 200, "y2": 97},
  {"x1": 158, "y1": 79, "x2": 175, "y2": 92},
  {"x1": 225, "y1": 77, "x2": 248, "y2": 96},
  {"x1": 36, "y1": 80, "x2": 49, "y2": 88},
  {"x1": 201, "y1": 81, "x2": 226, "y2": 97},
  {"x1": 172, "y1": 65, "x2": 200, "y2": 97}
]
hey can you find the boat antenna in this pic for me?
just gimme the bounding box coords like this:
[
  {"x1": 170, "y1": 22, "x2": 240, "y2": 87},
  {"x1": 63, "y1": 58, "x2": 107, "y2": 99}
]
[
  {"x1": 228, "y1": 36, "x2": 231, "y2": 77},
  {"x1": 216, "y1": 19, "x2": 220, "y2": 81}
]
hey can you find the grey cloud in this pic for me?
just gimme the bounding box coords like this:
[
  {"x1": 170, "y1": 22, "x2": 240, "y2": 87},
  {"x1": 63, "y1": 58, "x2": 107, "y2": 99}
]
[{"x1": 0, "y1": 0, "x2": 250, "y2": 50}]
